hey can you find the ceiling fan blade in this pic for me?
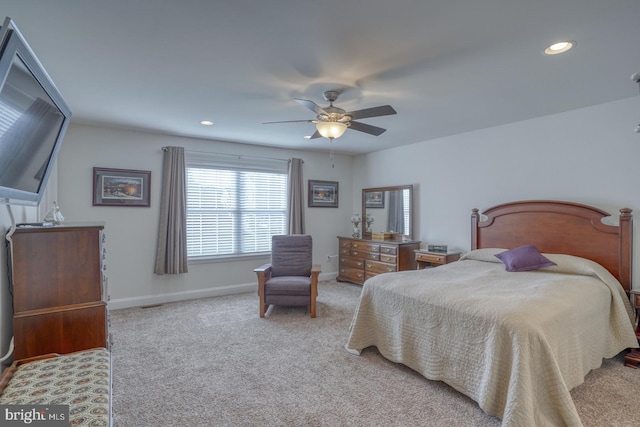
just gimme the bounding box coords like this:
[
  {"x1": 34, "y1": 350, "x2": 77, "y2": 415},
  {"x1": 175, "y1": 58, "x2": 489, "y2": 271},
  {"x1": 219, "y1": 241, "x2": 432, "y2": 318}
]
[
  {"x1": 349, "y1": 121, "x2": 387, "y2": 136},
  {"x1": 263, "y1": 119, "x2": 315, "y2": 124},
  {"x1": 309, "y1": 130, "x2": 322, "y2": 139},
  {"x1": 346, "y1": 105, "x2": 397, "y2": 120},
  {"x1": 294, "y1": 98, "x2": 328, "y2": 116}
]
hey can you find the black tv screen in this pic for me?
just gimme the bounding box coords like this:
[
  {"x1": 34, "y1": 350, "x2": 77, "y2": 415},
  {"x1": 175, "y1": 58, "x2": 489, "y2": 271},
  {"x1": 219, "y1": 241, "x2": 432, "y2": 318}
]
[{"x1": 0, "y1": 17, "x2": 71, "y2": 206}]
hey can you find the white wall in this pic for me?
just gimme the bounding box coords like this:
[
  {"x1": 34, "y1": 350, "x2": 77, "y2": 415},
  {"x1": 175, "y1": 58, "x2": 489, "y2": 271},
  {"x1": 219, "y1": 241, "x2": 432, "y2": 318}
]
[
  {"x1": 56, "y1": 124, "x2": 354, "y2": 309},
  {"x1": 353, "y1": 96, "x2": 640, "y2": 290}
]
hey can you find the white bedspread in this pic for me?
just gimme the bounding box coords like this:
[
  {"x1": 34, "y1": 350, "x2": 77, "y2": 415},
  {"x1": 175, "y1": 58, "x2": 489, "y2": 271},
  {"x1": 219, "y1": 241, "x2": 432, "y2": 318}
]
[{"x1": 345, "y1": 249, "x2": 638, "y2": 427}]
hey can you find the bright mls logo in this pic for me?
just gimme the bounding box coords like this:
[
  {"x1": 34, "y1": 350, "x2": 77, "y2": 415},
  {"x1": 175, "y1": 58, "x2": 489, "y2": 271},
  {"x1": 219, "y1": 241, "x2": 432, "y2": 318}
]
[{"x1": 0, "y1": 405, "x2": 69, "y2": 426}]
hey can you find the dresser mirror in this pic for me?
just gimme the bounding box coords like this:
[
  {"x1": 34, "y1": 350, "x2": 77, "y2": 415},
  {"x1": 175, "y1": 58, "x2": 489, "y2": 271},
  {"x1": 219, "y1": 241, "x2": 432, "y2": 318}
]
[{"x1": 362, "y1": 184, "x2": 413, "y2": 240}]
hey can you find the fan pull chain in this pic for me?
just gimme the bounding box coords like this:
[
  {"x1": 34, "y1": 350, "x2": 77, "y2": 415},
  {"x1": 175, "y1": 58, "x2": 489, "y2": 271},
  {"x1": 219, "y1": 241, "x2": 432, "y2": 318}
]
[{"x1": 329, "y1": 137, "x2": 335, "y2": 168}]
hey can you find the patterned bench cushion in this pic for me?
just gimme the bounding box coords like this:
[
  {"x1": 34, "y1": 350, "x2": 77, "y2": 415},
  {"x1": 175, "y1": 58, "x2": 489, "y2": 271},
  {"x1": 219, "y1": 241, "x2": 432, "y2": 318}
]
[{"x1": 0, "y1": 348, "x2": 110, "y2": 426}]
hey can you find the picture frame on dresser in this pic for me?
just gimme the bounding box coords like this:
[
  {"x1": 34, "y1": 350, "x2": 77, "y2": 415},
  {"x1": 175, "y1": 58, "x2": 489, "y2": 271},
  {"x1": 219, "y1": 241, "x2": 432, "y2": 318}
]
[
  {"x1": 308, "y1": 180, "x2": 339, "y2": 208},
  {"x1": 93, "y1": 167, "x2": 151, "y2": 207}
]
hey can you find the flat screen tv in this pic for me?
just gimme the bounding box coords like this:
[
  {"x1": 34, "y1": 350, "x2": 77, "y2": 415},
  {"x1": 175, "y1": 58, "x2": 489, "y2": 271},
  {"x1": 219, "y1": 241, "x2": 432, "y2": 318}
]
[{"x1": 0, "y1": 17, "x2": 71, "y2": 206}]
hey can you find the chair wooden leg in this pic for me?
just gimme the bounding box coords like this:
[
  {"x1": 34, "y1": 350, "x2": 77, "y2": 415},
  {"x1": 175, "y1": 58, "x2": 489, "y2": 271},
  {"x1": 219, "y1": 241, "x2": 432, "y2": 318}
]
[
  {"x1": 259, "y1": 292, "x2": 267, "y2": 318},
  {"x1": 310, "y1": 295, "x2": 316, "y2": 318},
  {"x1": 260, "y1": 302, "x2": 267, "y2": 318}
]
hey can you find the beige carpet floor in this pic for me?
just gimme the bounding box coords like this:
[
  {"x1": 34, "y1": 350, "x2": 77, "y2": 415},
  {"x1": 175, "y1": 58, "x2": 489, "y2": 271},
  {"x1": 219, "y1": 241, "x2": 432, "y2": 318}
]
[{"x1": 110, "y1": 280, "x2": 640, "y2": 426}]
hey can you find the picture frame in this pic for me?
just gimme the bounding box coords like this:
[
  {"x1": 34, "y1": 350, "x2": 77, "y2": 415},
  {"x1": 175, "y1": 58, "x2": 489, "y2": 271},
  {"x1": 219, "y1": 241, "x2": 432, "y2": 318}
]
[
  {"x1": 308, "y1": 180, "x2": 339, "y2": 208},
  {"x1": 93, "y1": 167, "x2": 151, "y2": 207},
  {"x1": 365, "y1": 191, "x2": 385, "y2": 208}
]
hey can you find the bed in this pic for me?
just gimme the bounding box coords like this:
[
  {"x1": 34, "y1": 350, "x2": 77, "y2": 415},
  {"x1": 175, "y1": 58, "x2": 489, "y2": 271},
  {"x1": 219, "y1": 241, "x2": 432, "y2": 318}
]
[{"x1": 345, "y1": 200, "x2": 639, "y2": 427}]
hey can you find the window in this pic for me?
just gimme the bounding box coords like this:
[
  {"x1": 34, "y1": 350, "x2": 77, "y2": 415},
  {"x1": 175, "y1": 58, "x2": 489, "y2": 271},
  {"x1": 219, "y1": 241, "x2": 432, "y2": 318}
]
[
  {"x1": 403, "y1": 188, "x2": 411, "y2": 235},
  {"x1": 185, "y1": 153, "x2": 288, "y2": 260}
]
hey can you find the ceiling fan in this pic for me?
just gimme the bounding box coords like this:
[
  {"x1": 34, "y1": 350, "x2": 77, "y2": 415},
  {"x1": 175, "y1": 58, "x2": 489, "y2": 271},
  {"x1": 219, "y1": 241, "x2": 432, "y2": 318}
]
[{"x1": 264, "y1": 90, "x2": 397, "y2": 140}]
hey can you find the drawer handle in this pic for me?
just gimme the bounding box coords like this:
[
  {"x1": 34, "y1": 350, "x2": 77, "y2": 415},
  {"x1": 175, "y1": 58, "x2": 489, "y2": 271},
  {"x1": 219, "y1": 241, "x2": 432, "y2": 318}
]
[
  {"x1": 387, "y1": 268, "x2": 395, "y2": 272},
  {"x1": 352, "y1": 251, "x2": 359, "y2": 256},
  {"x1": 353, "y1": 243, "x2": 359, "y2": 248},
  {"x1": 357, "y1": 273, "x2": 363, "y2": 278},
  {"x1": 357, "y1": 261, "x2": 363, "y2": 266}
]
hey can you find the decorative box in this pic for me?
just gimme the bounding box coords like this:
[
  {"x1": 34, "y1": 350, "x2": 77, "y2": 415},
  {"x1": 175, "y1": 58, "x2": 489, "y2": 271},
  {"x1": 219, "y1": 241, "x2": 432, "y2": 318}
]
[{"x1": 372, "y1": 232, "x2": 394, "y2": 240}]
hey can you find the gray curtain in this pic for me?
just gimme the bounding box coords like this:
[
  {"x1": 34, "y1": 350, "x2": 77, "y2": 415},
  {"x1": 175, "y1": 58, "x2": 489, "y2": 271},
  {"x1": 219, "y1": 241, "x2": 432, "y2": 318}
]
[
  {"x1": 287, "y1": 158, "x2": 305, "y2": 234},
  {"x1": 387, "y1": 190, "x2": 405, "y2": 234},
  {"x1": 154, "y1": 146, "x2": 188, "y2": 275}
]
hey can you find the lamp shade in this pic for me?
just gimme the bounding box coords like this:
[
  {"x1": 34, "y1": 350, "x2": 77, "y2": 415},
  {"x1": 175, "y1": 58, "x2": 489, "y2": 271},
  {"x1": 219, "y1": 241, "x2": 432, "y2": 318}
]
[{"x1": 316, "y1": 121, "x2": 347, "y2": 139}]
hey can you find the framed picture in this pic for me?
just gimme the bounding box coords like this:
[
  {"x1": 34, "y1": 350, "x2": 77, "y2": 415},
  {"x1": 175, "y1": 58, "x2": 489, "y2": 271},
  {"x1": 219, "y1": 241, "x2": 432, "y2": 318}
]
[
  {"x1": 93, "y1": 167, "x2": 151, "y2": 207},
  {"x1": 308, "y1": 180, "x2": 339, "y2": 208},
  {"x1": 365, "y1": 191, "x2": 385, "y2": 208}
]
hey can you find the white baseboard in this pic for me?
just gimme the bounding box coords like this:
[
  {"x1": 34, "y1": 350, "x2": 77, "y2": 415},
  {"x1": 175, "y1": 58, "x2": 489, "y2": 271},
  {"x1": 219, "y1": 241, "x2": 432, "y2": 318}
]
[{"x1": 108, "y1": 271, "x2": 338, "y2": 310}]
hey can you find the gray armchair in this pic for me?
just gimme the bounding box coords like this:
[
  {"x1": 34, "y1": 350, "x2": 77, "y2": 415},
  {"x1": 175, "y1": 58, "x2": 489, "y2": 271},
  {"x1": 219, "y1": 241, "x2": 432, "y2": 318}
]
[{"x1": 254, "y1": 235, "x2": 321, "y2": 318}]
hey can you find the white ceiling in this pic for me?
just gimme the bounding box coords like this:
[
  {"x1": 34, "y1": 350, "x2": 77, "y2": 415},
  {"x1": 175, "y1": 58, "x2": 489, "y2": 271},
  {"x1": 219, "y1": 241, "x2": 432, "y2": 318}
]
[{"x1": 3, "y1": 0, "x2": 640, "y2": 154}]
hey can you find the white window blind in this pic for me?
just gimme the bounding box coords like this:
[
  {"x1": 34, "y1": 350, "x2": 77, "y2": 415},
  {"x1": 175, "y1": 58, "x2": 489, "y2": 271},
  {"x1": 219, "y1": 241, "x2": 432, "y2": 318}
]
[
  {"x1": 403, "y1": 188, "x2": 411, "y2": 235},
  {"x1": 185, "y1": 152, "x2": 288, "y2": 260},
  {"x1": 0, "y1": 99, "x2": 21, "y2": 136}
]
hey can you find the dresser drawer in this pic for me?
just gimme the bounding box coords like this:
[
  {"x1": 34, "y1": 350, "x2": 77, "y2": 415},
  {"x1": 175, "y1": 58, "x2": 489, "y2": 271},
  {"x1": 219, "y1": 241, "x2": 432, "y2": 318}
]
[
  {"x1": 379, "y1": 254, "x2": 397, "y2": 264},
  {"x1": 415, "y1": 250, "x2": 461, "y2": 269},
  {"x1": 416, "y1": 252, "x2": 446, "y2": 264},
  {"x1": 339, "y1": 267, "x2": 366, "y2": 283},
  {"x1": 379, "y1": 245, "x2": 397, "y2": 255},
  {"x1": 365, "y1": 260, "x2": 397, "y2": 274},
  {"x1": 352, "y1": 250, "x2": 379, "y2": 261},
  {"x1": 339, "y1": 239, "x2": 352, "y2": 249},
  {"x1": 351, "y1": 241, "x2": 380, "y2": 253},
  {"x1": 340, "y1": 256, "x2": 365, "y2": 269},
  {"x1": 365, "y1": 271, "x2": 378, "y2": 281}
]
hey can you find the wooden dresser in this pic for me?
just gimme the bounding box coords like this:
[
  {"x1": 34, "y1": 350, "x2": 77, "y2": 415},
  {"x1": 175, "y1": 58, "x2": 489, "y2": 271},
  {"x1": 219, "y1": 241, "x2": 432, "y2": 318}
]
[
  {"x1": 337, "y1": 236, "x2": 420, "y2": 285},
  {"x1": 8, "y1": 223, "x2": 109, "y2": 360}
]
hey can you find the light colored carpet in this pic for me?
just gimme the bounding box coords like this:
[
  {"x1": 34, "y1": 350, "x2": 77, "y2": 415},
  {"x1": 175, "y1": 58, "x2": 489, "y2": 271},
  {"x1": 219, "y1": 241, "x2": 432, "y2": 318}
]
[{"x1": 110, "y1": 280, "x2": 640, "y2": 426}]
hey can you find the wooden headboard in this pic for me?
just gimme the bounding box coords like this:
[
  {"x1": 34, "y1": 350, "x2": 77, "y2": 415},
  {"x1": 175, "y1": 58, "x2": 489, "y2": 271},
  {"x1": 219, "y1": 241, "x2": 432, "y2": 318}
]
[{"x1": 471, "y1": 200, "x2": 633, "y2": 293}]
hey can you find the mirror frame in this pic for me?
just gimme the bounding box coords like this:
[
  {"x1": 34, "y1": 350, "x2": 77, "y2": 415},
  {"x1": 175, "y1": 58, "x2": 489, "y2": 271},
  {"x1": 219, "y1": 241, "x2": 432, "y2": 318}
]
[{"x1": 362, "y1": 184, "x2": 414, "y2": 240}]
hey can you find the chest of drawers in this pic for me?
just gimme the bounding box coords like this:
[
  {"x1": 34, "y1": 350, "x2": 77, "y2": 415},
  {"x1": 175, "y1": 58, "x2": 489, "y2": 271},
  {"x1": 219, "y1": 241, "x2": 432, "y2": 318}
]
[
  {"x1": 337, "y1": 236, "x2": 420, "y2": 285},
  {"x1": 9, "y1": 223, "x2": 109, "y2": 359}
]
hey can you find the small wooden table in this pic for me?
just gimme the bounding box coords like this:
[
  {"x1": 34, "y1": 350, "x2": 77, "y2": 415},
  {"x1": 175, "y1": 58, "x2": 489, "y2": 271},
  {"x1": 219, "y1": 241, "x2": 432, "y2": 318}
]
[
  {"x1": 624, "y1": 291, "x2": 640, "y2": 368},
  {"x1": 414, "y1": 250, "x2": 461, "y2": 269}
]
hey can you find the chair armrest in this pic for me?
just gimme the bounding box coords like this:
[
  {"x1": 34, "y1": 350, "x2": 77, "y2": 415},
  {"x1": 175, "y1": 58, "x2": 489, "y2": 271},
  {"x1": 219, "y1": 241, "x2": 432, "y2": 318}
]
[
  {"x1": 255, "y1": 264, "x2": 272, "y2": 297},
  {"x1": 254, "y1": 263, "x2": 272, "y2": 273},
  {"x1": 311, "y1": 264, "x2": 321, "y2": 274}
]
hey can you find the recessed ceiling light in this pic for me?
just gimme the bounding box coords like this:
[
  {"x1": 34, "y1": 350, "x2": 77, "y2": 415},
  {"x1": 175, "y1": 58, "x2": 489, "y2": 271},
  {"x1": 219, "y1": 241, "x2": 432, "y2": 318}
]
[
  {"x1": 544, "y1": 40, "x2": 575, "y2": 55},
  {"x1": 200, "y1": 120, "x2": 214, "y2": 126},
  {"x1": 303, "y1": 135, "x2": 311, "y2": 139}
]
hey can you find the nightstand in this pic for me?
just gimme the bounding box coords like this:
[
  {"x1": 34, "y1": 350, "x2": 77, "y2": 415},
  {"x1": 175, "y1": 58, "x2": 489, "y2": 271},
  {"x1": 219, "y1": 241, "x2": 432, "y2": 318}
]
[
  {"x1": 414, "y1": 250, "x2": 461, "y2": 269},
  {"x1": 624, "y1": 290, "x2": 640, "y2": 368}
]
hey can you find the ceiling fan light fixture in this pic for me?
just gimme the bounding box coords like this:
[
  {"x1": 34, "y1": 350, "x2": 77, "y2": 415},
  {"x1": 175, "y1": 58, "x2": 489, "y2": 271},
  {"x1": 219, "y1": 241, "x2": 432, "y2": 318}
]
[{"x1": 316, "y1": 121, "x2": 347, "y2": 139}]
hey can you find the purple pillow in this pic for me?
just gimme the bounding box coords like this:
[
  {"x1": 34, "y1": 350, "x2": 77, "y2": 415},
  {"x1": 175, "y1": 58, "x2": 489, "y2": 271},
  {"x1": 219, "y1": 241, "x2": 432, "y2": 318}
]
[{"x1": 495, "y1": 245, "x2": 556, "y2": 272}]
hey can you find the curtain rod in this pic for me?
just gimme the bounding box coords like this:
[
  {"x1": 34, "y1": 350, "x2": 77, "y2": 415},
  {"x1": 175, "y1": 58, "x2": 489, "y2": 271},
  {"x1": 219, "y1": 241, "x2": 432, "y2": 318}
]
[{"x1": 161, "y1": 147, "x2": 300, "y2": 163}]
